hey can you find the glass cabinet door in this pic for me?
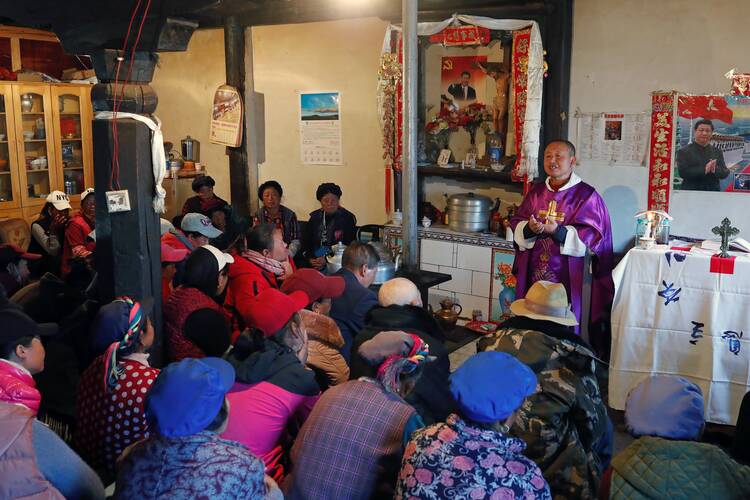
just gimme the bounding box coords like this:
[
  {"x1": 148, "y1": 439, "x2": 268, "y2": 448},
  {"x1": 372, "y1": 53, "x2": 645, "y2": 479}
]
[
  {"x1": 13, "y1": 85, "x2": 56, "y2": 206},
  {"x1": 52, "y1": 86, "x2": 90, "y2": 198},
  {"x1": 0, "y1": 85, "x2": 21, "y2": 208}
]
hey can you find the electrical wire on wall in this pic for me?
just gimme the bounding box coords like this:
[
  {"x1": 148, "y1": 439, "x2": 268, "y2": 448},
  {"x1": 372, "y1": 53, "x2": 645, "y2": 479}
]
[{"x1": 110, "y1": 0, "x2": 152, "y2": 191}]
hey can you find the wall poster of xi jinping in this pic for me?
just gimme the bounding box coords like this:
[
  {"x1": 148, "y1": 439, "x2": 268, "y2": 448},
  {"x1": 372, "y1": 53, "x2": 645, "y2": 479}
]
[{"x1": 674, "y1": 94, "x2": 750, "y2": 193}]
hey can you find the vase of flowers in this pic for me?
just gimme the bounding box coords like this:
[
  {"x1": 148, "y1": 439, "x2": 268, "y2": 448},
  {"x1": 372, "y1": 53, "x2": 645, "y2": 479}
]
[{"x1": 495, "y1": 262, "x2": 517, "y2": 320}]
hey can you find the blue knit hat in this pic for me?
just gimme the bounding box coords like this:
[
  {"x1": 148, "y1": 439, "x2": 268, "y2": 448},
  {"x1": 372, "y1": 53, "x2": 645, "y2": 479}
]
[
  {"x1": 146, "y1": 358, "x2": 235, "y2": 437},
  {"x1": 625, "y1": 375, "x2": 705, "y2": 440},
  {"x1": 450, "y1": 351, "x2": 537, "y2": 423}
]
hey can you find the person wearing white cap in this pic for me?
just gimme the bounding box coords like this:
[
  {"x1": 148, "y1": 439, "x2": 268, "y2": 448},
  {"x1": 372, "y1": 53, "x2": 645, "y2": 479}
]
[
  {"x1": 477, "y1": 281, "x2": 611, "y2": 499},
  {"x1": 28, "y1": 191, "x2": 72, "y2": 276},
  {"x1": 61, "y1": 188, "x2": 96, "y2": 277},
  {"x1": 163, "y1": 245, "x2": 234, "y2": 362},
  {"x1": 161, "y1": 213, "x2": 222, "y2": 253}
]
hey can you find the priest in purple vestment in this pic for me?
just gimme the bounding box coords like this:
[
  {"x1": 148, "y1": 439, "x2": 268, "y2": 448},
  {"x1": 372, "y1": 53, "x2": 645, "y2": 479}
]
[{"x1": 510, "y1": 140, "x2": 614, "y2": 343}]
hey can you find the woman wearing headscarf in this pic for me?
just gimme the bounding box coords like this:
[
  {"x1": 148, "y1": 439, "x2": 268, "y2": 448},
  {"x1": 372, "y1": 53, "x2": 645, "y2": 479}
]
[
  {"x1": 253, "y1": 180, "x2": 301, "y2": 254},
  {"x1": 283, "y1": 330, "x2": 431, "y2": 500},
  {"x1": 114, "y1": 357, "x2": 279, "y2": 499},
  {"x1": 396, "y1": 351, "x2": 551, "y2": 499},
  {"x1": 164, "y1": 245, "x2": 232, "y2": 361},
  {"x1": 302, "y1": 182, "x2": 357, "y2": 271},
  {"x1": 181, "y1": 175, "x2": 229, "y2": 216},
  {"x1": 74, "y1": 296, "x2": 159, "y2": 480}
]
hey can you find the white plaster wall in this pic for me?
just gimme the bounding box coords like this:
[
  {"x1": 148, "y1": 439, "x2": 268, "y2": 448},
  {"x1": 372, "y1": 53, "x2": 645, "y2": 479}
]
[
  {"x1": 251, "y1": 18, "x2": 390, "y2": 225},
  {"x1": 570, "y1": 0, "x2": 750, "y2": 253},
  {"x1": 152, "y1": 29, "x2": 230, "y2": 201}
]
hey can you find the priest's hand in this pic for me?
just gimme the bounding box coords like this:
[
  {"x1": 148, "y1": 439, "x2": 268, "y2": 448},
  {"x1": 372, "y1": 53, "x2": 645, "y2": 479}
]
[
  {"x1": 529, "y1": 215, "x2": 558, "y2": 235},
  {"x1": 541, "y1": 220, "x2": 559, "y2": 235},
  {"x1": 528, "y1": 215, "x2": 545, "y2": 235}
]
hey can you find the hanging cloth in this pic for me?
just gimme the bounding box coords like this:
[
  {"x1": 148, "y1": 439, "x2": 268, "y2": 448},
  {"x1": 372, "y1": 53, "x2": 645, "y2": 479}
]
[{"x1": 94, "y1": 111, "x2": 167, "y2": 213}]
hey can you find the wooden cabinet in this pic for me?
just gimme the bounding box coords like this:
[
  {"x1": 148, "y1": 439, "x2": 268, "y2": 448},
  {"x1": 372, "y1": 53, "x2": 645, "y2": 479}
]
[
  {"x1": 0, "y1": 81, "x2": 93, "y2": 223},
  {"x1": 0, "y1": 85, "x2": 23, "y2": 210}
]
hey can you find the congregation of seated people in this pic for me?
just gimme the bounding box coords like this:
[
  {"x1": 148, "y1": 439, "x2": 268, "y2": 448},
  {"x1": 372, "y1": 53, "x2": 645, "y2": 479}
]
[{"x1": 2, "y1": 177, "x2": 750, "y2": 500}]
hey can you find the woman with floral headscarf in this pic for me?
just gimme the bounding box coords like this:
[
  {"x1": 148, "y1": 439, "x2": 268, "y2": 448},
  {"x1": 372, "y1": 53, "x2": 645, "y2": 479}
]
[
  {"x1": 396, "y1": 351, "x2": 551, "y2": 500},
  {"x1": 74, "y1": 297, "x2": 159, "y2": 480},
  {"x1": 283, "y1": 331, "x2": 432, "y2": 500}
]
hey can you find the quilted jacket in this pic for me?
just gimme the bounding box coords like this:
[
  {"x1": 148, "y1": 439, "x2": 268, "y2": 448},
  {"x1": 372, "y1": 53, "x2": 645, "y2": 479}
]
[
  {"x1": 0, "y1": 403, "x2": 64, "y2": 499},
  {"x1": 610, "y1": 436, "x2": 750, "y2": 499},
  {"x1": 0, "y1": 358, "x2": 41, "y2": 414}
]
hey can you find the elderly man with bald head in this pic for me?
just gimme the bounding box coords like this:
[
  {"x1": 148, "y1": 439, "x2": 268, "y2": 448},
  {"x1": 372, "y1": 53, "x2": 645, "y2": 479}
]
[{"x1": 350, "y1": 278, "x2": 454, "y2": 424}]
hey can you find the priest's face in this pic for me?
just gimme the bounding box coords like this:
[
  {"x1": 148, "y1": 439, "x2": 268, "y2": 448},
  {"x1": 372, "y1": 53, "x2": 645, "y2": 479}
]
[{"x1": 544, "y1": 142, "x2": 576, "y2": 186}]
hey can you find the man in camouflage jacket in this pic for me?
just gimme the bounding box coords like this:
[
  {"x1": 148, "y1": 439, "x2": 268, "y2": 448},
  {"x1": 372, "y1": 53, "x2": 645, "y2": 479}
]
[{"x1": 478, "y1": 314, "x2": 611, "y2": 499}]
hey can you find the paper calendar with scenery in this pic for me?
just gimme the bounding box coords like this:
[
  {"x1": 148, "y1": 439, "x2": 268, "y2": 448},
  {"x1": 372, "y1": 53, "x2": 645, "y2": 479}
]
[{"x1": 299, "y1": 91, "x2": 343, "y2": 166}]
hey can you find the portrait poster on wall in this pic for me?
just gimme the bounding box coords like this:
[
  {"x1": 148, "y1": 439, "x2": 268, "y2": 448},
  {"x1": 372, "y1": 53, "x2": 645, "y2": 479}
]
[
  {"x1": 440, "y1": 55, "x2": 487, "y2": 109},
  {"x1": 299, "y1": 91, "x2": 343, "y2": 165},
  {"x1": 209, "y1": 85, "x2": 243, "y2": 147},
  {"x1": 674, "y1": 94, "x2": 750, "y2": 193},
  {"x1": 489, "y1": 248, "x2": 517, "y2": 323}
]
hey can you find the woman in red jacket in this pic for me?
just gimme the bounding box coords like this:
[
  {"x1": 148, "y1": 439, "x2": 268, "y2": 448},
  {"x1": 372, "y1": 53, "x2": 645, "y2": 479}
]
[
  {"x1": 224, "y1": 223, "x2": 293, "y2": 340},
  {"x1": 164, "y1": 245, "x2": 233, "y2": 361}
]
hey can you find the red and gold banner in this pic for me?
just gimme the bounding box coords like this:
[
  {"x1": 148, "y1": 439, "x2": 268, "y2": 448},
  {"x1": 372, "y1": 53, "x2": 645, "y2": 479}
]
[
  {"x1": 511, "y1": 29, "x2": 531, "y2": 188},
  {"x1": 647, "y1": 92, "x2": 676, "y2": 211},
  {"x1": 396, "y1": 36, "x2": 403, "y2": 173},
  {"x1": 428, "y1": 26, "x2": 490, "y2": 46}
]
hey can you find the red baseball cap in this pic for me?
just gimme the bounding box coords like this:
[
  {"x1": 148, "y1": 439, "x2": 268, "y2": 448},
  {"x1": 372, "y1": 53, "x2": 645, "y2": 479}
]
[
  {"x1": 247, "y1": 288, "x2": 309, "y2": 337},
  {"x1": 0, "y1": 244, "x2": 41, "y2": 264},
  {"x1": 280, "y1": 268, "x2": 345, "y2": 306},
  {"x1": 161, "y1": 242, "x2": 189, "y2": 263}
]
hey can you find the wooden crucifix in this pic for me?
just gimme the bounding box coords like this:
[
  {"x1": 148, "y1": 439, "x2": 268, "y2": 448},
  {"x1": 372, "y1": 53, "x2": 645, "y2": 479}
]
[
  {"x1": 538, "y1": 200, "x2": 565, "y2": 224},
  {"x1": 712, "y1": 217, "x2": 740, "y2": 258}
]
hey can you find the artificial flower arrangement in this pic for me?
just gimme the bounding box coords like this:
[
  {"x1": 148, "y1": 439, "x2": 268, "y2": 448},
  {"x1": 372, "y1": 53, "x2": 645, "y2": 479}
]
[{"x1": 425, "y1": 101, "x2": 493, "y2": 144}]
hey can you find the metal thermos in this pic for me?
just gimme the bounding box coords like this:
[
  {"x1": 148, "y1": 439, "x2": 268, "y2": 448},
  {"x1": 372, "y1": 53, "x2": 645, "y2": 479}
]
[
  {"x1": 447, "y1": 192, "x2": 493, "y2": 233},
  {"x1": 181, "y1": 136, "x2": 200, "y2": 162}
]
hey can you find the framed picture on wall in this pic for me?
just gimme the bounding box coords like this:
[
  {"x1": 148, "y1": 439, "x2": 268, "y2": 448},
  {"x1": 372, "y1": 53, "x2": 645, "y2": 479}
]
[
  {"x1": 489, "y1": 248, "x2": 517, "y2": 322},
  {"x1": 674, "y1": 94, "x2": 750, "y2": 194}
]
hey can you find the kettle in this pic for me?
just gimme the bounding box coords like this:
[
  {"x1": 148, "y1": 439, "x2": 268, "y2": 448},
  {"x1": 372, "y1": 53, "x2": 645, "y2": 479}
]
[
  {"x1": 181, "y1": 135, "x2": 200, "y2": 162},
  {"x1": 429, "y1": 297, "x2": 463, "y2": 330},
  {"x1": 326, "y1": 242, "x2": 346, "y2": 274},
  {"x1": 373, "y1": 253, "x2": 401, "y2": 285}
]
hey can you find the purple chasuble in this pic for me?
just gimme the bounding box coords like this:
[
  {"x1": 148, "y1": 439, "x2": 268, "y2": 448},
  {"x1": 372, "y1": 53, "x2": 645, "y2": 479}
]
[{"x1": 510, "y1": 180, "x2": 614, "y2": 332}]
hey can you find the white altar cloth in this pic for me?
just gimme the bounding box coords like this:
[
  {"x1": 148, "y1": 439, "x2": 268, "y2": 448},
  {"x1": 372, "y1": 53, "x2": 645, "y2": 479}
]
[{"x1": 609, "y1": 246, "x2": 750, "y2": 424}]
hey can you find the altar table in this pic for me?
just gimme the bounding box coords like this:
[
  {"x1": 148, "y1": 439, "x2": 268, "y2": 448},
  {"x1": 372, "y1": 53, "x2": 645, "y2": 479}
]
[{"x1": 609, "y1": 246, "x2": 750, "y2": 425}]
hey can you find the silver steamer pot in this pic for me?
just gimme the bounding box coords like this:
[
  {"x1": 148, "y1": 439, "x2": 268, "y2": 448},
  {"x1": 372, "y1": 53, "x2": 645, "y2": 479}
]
[{"x1": 447, "y1": 192, "x2": 492, "y2": 233}]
